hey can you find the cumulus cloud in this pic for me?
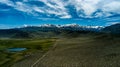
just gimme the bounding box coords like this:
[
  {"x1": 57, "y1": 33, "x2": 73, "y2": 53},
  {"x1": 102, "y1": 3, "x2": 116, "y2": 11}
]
[
  {"x1": 102, "y1": 1, "x2": 120, "y2": 13},
  {"x1": 0, "y1": 0, "x2": 120, "y2": 19},
  {"x1": 15, "y1": 2, "x2": 32, "y2": 13},
  {"x1": 69, "y1": 0, "x2": 100, "y2": 18}
]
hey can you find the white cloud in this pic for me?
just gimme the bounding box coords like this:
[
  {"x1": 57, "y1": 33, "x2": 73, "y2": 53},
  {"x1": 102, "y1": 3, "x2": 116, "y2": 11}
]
[
  {"x1": 68, "y1": 0, "x2": 100, "y2": 18},
  {"x1": 68, "y1": 0, "x2": 120, "y2": 18},
  {"x1": 60, "y1": 15, "x2": 72, "y2": 19},
  {"x1": 0, "y1": 0, "x2": 120, "y2": 19},
  {"x1": 39, "y1": 0, "x2": 70, "y2": 18},
  {"x1": 0, "y1": 0, "x2": 14, "y2": 6},
  {"x1": 0, "y1": 0, "x2": 32, "y2": 13},
  {"x1": 33, "y1": 7, "x2": 45, "y2": 13},
  {"x1": 38, "y1": 18, "x2": 59, "y2": 20},
  {"x1": 102, "y1": 1, "x2": 120, "y2": 13},
  {"x1": 15, "y1": 2, "x2": 32, "y2": 13}
]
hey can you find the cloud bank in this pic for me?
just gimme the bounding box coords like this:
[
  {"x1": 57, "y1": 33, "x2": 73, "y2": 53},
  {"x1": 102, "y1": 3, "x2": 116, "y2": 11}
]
[{"x1": 0, "y1": 0, "x2": 120, "y2": 19}]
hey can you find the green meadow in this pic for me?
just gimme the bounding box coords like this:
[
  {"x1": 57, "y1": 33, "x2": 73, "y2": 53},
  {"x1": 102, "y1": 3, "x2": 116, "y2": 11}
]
[
  {"x1": 0, "y1": 34, "x2": 120, "y2": 67},
  {"x1": 0, "y1": 38, "x2": 56, "y2": 67}
]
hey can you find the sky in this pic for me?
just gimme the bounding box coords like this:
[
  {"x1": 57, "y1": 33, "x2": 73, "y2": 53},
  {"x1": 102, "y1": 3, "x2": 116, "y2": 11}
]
[{"x1": 0, "y1": 0, "x2": 120, "y2": 29}]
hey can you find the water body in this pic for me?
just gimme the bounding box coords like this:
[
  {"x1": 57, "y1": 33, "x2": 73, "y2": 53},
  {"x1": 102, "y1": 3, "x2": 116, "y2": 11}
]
[{"x1": 7, "y1": 48, "x2": 27, "y2": 52}]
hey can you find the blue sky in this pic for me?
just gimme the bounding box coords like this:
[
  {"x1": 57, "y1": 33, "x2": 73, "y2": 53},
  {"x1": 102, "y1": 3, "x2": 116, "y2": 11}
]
[{"x1": 0, "y1": 0, "x2": 120, "y2": 29}]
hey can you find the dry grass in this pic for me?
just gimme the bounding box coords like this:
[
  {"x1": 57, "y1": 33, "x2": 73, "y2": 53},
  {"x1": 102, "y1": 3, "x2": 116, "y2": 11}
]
[{"x1": 33, "y1": 35, "x2": 120, "y2": 67}]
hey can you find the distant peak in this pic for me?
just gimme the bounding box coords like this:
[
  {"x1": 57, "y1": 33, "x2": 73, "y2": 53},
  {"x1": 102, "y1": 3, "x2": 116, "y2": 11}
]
[{"x1": 19, "y1": 23, "x2": 104, "y2": 30}]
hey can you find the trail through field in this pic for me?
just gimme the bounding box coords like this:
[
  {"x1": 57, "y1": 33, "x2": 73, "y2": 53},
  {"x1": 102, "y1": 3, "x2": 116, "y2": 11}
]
[
  {"x1": 13, "y1": 36, "x2": 120, "y2": 67},
  {"x1": 31, "y1": 39, "x2": 59, "y2": 67},
  {"x1": 12, "y1": 39, "x2": 58, "y2": 67},
  {"x1": 32, "y1": 37, "x2": 95, "y2": 67},
  {"x1": 12, "y1": 51, "x2": 43, "y2": 67},
  {"x1": 32, "y1": 37, "x2": 120, "y2": 67}
]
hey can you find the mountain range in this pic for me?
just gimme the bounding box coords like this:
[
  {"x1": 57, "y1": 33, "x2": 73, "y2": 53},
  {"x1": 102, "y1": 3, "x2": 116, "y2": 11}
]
[
  {"x1": 0, "y1": 23, "x2": 119, "y2": 38},
  {"x1": 102, "y1": 23, "x2": 120, "y2": 34}
]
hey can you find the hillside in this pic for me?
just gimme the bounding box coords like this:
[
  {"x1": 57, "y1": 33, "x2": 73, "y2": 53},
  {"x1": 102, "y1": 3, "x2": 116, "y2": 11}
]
[
  {"x1": 0, "y1": 23, "x2": 120, "y2": 39},
  {"x1": 0, "y1": 24, "x2": 104, "y2": 39},
  {"x1": 102, "y1": 23, "x2": 120, "y2": 34}
]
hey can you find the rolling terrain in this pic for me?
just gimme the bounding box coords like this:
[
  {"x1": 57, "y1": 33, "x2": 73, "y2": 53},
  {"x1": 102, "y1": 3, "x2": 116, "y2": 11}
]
[
  {"x1": 0, "y1": 23, "x2": 120, "y2": 67},
  {"x1": 9, "y1": 34, "x2": 120, "y2": 67},
  {"x1": 31, "y1": 34, "x2": 120, "y2": 67}
]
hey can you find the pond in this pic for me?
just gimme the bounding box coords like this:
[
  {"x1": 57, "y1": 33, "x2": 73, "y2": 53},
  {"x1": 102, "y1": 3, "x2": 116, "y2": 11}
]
[{"x1": 7, "y1": 48, "x2": 27, "y2": 52}]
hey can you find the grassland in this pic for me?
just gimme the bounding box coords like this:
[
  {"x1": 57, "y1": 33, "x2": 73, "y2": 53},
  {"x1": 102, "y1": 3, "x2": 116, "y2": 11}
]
[
  {"x1": 0, "y1": 38, "x2": 56, "y2": 67},
  {"x1": 0, "y1": 34, "x2": 120, "y2": 67},
  {"x1": 32, "y1": 34, "x2": 120, "y2": 67}
]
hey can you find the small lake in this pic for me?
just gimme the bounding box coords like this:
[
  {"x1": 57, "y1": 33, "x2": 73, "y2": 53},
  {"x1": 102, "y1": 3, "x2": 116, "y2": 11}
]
[{"x1": 7, "y1": 48, "x2": 27, "y2": 52}]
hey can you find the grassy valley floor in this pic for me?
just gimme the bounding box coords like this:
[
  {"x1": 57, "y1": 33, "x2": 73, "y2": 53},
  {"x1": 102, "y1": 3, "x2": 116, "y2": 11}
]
[
  {"x1": 32, "y1": 35, "x2": 120, "y2": 67},
  {"x1": 0, "y1": 34, "x2": 120, "y2": 67},
  {"x1": 0, "y1": 38, "x2": 56, "y2": 67}
]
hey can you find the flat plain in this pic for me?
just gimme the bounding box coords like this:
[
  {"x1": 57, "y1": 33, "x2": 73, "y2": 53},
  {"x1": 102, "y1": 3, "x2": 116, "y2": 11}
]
[
  {"x1": 1, "y1": 34, "x2": 120, "y2": 67},
  {"x1": 0, "y1": 38, "x2": 56, "y2": 67},
  {"x1": 33, "y1": 35, "x2": 120, "y2": 67}
]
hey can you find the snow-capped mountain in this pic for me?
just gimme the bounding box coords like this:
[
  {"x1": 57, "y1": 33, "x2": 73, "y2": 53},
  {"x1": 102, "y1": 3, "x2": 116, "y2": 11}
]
[
  {"x1": 20, "y1": 23, "x2": 104, "y2": 32},
  {"x1": 1, "y1": 23, "x2": 120, "y2": 39}
]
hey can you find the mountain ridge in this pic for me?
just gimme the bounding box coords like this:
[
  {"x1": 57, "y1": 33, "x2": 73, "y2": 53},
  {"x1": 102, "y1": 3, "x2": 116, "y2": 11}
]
[{"x1": 0, "y1": 23, "x2": 119, "y2": 38}]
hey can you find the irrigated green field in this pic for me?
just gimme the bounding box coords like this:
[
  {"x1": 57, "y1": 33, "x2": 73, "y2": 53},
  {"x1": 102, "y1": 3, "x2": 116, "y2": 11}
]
[{"x1": 0, "y1": 38, "x2": 56, "y2": 67}]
